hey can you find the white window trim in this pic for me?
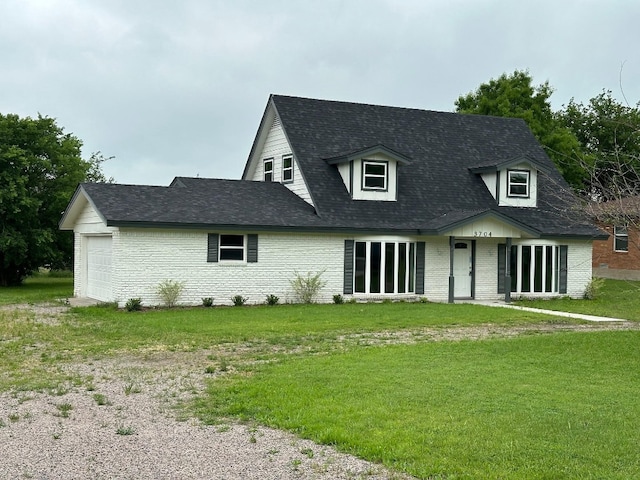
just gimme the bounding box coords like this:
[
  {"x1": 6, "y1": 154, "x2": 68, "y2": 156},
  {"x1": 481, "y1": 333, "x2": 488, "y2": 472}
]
[
  {"x1": 362, "y1": 160, "x2": 388, "y2": 191},
  {"x1": 263, "y1": 158, "x2": 273, "y2": 182},
  {"x1": 282, "y1": 155, "x2": 293, "y2": 183},
  {"x1": 507, "y1": 170, "x2": 530, "y2": 198},
  {"x1": 219, "y1": 234, "x2": 246, "y2": 262},
  {"x1": 614, "y1": 226, "x2": 629, "y2": 252}
]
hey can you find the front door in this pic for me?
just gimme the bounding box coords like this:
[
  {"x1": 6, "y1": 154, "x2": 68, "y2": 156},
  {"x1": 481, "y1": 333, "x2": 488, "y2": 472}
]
[{"x1": 453, "y1": 241, "x2": 472, "y2": 298}]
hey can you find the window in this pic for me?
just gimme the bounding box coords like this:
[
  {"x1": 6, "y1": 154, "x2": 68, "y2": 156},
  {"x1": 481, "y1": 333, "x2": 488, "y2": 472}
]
[
  {"x1": 507, "y1": 170, "x2": 529, "y2": 197},
  {"x1": 219, "y1": 234, "x2": 245, "y2": 261},
  {"x1": 282, "y1": 155, "x2": 293, "y2": 183},
  {"x1": 362, "y1": 160, "x2": 388, "y2": 190},
  {"x1": 354, "y1": 241, "x2": 415, "y2": 294},
  {"x1": 614, "y1": 226, "x2": 628, "y2": 252},
  {"x1": 509, "y1": 244, "x2": 559, "y2": 293},
  {"x1": 263, "y1": 159, "x2": 273, "y2": 182}
]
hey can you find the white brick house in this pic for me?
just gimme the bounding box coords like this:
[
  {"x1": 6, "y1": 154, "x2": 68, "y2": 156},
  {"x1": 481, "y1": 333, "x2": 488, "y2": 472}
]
[{"x1": 60, "y1": 95, "x2": 604, "y2": 306}]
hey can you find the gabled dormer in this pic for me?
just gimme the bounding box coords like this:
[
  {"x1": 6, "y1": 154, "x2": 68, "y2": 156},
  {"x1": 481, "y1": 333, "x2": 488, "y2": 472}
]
[
  {"x1": 324, "y1": 145, "x2": 412, "y2": 201},
  {"x1": 469, "y1": 155, "x2": 551, "y2": 208}
]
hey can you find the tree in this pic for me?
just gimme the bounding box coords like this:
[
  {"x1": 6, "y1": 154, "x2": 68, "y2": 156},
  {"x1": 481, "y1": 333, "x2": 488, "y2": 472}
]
[
  {"x1": 455, "y1": 70, "x2": 587, "y2": 190},
  {"x1": 558, "y1": 90, "x2": 640, "y2": 200},
  {"x1": 0, "y1": 113, "x2": 111, "y2": 286}
]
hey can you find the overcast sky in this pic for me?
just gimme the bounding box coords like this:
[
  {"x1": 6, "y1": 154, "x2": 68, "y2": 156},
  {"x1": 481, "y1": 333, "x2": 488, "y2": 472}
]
[{"x1": 2, "y1": 0, "x2": 638, "y2": 185}]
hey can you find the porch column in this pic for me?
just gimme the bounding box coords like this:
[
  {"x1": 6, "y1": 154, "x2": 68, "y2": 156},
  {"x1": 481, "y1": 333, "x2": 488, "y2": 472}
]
[
  {"x1": 505, "y1": 237, "x2": 512, "y2": 303},
  {"x1": 448, "y1": 236, "x2": 455, "y2": 303}
]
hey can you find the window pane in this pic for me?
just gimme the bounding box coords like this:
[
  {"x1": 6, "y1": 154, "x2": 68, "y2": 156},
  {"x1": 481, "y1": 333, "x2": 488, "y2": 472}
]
[
  {"x1": 409, "y1": 243, "x2": 415, "y2": 292},
  {"x1": 219, "y1": 249, "x2": 244, "y2": 261},
  {"x1": 545, "y1": 246, "x2": 553, "y2": 292},
  {"x1": 534, "y1": 246, "x2": 543, "y2": 292},
  {"x1": 355, "y1": 242, "x2": 366, "y2": 293},
  {"x1": 385, "y1": 243, "x2": 395, "y2": 293},
  {"x1": 364, "y1": 176, "x2": 385, "y2": 189},
  {"x1": 398, "y1": 243, "x2": 407, "y2": 294},
  {"x1": 365, "y1": 163, "x2": 386, "y2": 176},
  {"x1": 615, "y1": 236, "x2": 629, "y2": 251},
  {"x1": 283, "y1": 157, "x2": 292, "y2": 168},
  {"x1": 510, "y1": 246, "x2": 518, "y2": 292},
  {"x1": 220, "y1": 235, "x2": 244, "y2": 247},
  {"x1": 521, "y1": 246, "x2": 531, "y2": 292},
  {"x1": 283, "y1": 169, "x2": 292, "y2": 181},
  {"x1": 370, "y1": 242, "x2": 381, "y2": 293}
]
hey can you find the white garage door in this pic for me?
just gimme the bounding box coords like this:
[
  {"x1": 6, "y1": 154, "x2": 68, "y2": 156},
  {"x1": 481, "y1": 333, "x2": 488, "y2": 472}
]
[{"x1": 86, "y1": 236, "x2": 113, "y2": 302}]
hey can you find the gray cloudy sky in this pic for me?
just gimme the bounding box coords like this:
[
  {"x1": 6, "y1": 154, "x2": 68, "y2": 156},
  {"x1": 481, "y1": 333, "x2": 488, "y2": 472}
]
[{"x1": 1, "y1": 0, "x2": 638, "y2": 185}]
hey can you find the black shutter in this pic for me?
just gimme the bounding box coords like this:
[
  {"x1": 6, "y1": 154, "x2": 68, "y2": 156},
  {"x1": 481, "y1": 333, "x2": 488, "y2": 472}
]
[
  {"x1": 559, "y1": 245, "x2": 568, "y2": 294},
  {"x1": 343, "y1": 240, "x2": 354, "y2": 294},
  {"x1": 247, "y1": 234, "x2": 258, "y2": 263},
  {"x1": 497, "y1": 244, "x2": 506, "y2": 294},
  {"x1": 415, "y1": 241, "x2": 426, "y2": 295},
  {"x1": 207, "y1": 234, "x2": 219, "y2": 262}
]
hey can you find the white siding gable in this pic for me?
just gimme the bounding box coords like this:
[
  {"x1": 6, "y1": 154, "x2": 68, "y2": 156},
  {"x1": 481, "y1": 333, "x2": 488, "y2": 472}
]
[{"x1": 247, "y1": 115, "x2": 314, "y2": 206}]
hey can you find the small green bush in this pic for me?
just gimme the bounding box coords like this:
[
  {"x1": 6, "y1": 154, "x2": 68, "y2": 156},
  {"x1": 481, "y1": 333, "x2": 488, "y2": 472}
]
[
  {"x1": 125, "y1": 298, "x2": 142, "y2": 312},
  {"x1": 584, "y1": 276, "x2": 605, "y2": 300},
  {"x1": 156, "y1": 279, "x2": 184, "y2": 307},
  {"x1": 231, "y1": 295, "x2": 247, "y2": 306},
  {"x1": 333, "y1": 294, "x2": 344, "y2": 304},
  {"x1": 265, "y1": 294, "x2": 279, "y2": 306},
  {"x1": 202, "y1": 297, "x2": 214, "y2": 307},
  {"x1": 290, "y1": 270, "x2": 327, "y2": 304}
]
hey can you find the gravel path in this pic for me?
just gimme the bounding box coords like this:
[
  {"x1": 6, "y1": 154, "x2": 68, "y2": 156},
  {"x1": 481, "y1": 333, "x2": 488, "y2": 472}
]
[
  {"x1": 0, "y1": 357, "x2": 412, "y2": 480},
  {"x1": 0, "y1": 304, "x2": 414, "y2": 480}
]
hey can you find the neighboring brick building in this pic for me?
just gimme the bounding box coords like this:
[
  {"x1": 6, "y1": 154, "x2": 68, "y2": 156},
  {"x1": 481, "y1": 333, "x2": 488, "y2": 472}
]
[{"x1": 590, "y1": 198, "x2": 640, "y2": 280}]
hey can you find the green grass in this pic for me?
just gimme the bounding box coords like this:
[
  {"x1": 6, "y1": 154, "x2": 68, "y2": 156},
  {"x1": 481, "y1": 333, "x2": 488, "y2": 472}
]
[
  {"x1": 0, "y1": 275, "x2": 73, "y2": 305},
  {"x1": 197, "y1": 331, "x2": 640, "y2": 479},
  {"x1": 2, "y1": 276, "x2": 640, "y2": 478},
  {"x1": 516, "y1": 278, "x2": 640, "y2": 320}
]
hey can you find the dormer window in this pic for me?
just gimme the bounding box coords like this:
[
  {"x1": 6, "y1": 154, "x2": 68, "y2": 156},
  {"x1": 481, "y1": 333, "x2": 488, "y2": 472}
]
[
  {"x1": 263, "y1": 159, "x2": 273, "y2": 182},
  {"x1": 282, "y1": 155, "x2": 293, "y2": 183},
  {"x1": 362, "y1": 160, "x2": 388, "y2": 191},
  {"x1": 507, "y1": 170, "x2": 529, "y2": 197}
]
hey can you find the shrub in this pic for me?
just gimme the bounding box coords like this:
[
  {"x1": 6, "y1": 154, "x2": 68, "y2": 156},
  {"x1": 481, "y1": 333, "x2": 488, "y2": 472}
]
[
  {"x1": 156, "y1": 279, "x2": 184, "y2": 308},
  {"x1": 202, "y1": 297, "x2": 214, "y2": 307},
  {"x1": 584, "y1": 276, "x2": 605, "y2": 300},
  {"x1": 265, "y1": 294, "x2": 279, "y2": 306},
  {"x1": 125, "y1": 298, "x2": 142, "y2": 312},
  {"x1": 231, "y1": 295, "x2": 247, "y2": 306},
  {"x1": 333, "y1": 294, "x2": 344, "y2": 304},
  {"x1": 290, "y1": 270, "x2": 327, "y2": 304}
]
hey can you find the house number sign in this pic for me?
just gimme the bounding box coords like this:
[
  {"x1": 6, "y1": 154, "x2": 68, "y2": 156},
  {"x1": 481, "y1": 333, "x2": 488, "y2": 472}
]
[{"x1": 473, "y1": 231, "x2": 493, "y2": 238}]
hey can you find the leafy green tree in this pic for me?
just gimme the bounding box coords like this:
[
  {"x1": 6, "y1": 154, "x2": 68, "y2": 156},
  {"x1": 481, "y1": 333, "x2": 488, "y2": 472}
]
[
  {"x1": 0, "y1": 113, "x2": 110, "y2": 286},
  {"x1": 455, "y1": 70, "x2": 587, "y2": 190},
  {"x1": 558, "y1": 90, "x2": 640, "y2": 200}
]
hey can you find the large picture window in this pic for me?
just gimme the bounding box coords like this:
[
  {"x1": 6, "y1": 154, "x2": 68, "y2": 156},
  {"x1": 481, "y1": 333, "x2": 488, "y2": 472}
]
[
  {"x1": 354, "y1": 241, "x2": 415, "y2": 294},
  {"x1": 507, "y1": 170, "x2": 529, "y2": 197},
  {"x1": 362, "y1": 160, "x2": 388, "y2": 190},
  {"x1": 614, "y1": 226, "x2": 628, "y2": 252},
  {"x1": 509, "y1": 244, "x2": 559, "y2": 293}
]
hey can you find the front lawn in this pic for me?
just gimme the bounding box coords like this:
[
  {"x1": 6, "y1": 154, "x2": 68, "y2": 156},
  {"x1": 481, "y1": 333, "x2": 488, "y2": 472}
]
[
  {"x1": 516, "y1": 278, "x2": 640, "y2": 321},
  {"x1": 197, "y1": 331, "x2": 640, "y2": 479}
]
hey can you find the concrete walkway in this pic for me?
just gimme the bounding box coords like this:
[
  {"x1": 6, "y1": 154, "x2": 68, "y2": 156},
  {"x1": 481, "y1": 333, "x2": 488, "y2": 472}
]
[{"x1": 466, "y1": 300, "x2": 629, "y2": 323}]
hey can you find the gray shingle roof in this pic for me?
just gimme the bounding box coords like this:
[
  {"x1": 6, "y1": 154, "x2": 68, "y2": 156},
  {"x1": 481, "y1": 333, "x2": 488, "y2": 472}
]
[
  {"x1": 65, "y1": 95, "x2": 603, "y2": 238},
  {"x1": 270, "y1": 94, "x2": 602, "y2": 237}
]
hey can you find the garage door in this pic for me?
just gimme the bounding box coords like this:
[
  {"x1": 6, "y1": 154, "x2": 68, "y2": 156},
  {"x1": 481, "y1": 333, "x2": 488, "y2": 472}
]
[{"x1": 86, "y1": 236, "x2": 113, "y2": 302}]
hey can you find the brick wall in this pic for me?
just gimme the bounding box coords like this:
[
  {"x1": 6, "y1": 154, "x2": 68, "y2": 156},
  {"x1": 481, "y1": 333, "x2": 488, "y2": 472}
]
[{"x1": 592, "y1": 224, "x2": 640, "y2": 271}]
